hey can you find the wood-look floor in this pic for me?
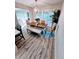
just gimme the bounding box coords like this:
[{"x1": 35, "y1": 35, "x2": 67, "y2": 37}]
[{"x1": 15, "y1": 32, "x2": 54, "y2": 59}]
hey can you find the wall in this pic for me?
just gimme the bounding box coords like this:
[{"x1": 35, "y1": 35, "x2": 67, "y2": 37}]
[{"x1": 55, "y1": 4, "x2": 64, "y2": 59}]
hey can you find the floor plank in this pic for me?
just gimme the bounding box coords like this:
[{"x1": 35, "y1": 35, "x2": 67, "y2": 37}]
[{"x1": 15, "y1": 33, "x2": 54, "y2": 59}]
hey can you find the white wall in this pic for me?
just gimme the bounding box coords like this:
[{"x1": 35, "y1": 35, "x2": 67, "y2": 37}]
[{"x1": 55, "y1": 4, "x2": 64, "y2": 59}]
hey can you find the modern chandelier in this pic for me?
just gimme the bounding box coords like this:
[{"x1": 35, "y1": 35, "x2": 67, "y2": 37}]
[{"x1": 34, "y1": 0, "x2": 39, "y2": 12}]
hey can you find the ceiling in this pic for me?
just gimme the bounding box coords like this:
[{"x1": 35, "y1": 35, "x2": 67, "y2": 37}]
[{"x1": 15, "y1": 0, "x2": 64, "y2": 8}]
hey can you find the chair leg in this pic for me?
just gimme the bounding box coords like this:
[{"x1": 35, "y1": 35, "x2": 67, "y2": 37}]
[
  {"x1": 22, "y1": 34, "x2": 25, "y2": 40},
  {"x1": 20, "y1": 33, "x2": 25, "y2": 40}
]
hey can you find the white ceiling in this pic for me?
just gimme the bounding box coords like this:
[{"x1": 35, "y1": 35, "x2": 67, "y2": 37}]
[{"x1": 15, "y1": 0, "x2": 64, "y2": 7}]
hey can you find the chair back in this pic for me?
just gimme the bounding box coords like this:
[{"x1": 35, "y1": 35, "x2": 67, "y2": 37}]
[{"x1": 15, "y1": 25, "x2": 22, "y2": 33}]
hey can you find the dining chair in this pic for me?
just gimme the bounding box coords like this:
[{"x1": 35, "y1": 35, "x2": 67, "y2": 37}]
[{"x1": 15, "y1": 25, "x2": 25, "y2": 40}]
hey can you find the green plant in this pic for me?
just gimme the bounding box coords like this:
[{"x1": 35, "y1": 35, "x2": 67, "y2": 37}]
[{"x1": 51, "y1": 10, "x2": 61, "y2": 24}]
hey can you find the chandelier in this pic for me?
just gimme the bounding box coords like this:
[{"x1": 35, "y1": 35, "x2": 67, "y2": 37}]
[{"x1": 34, "y1": 0, "x2": 39, "y2": 12}]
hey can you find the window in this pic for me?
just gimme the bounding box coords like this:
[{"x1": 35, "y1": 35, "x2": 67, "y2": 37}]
[
  {"x1": 15, "y1": 8, "x2": 31, "y2": 27},
  {"x1": 35, "y1": 10, "x2": 54, "y2": 27}
]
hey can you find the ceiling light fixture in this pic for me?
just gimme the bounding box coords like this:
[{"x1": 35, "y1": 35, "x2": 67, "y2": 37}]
[{"x1": 34, "y1": 0, "x2": 38, "y2": 13}]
